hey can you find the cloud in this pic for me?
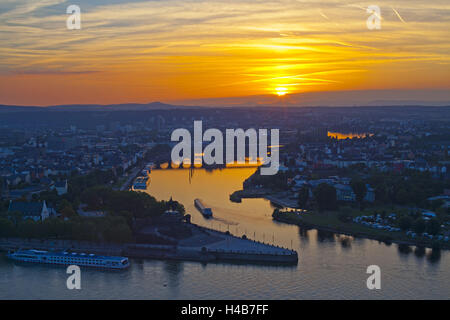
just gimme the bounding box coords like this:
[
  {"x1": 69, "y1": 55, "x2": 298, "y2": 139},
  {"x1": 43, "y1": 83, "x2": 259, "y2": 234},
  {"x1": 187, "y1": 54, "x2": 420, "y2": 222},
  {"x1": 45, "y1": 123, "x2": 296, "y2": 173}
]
[
  {"x1": 0, "y1": 0, "x2": 449, "y2": 105},
  {"x1": 5, "y1": 69, "x2": 99, "y2": 75}
]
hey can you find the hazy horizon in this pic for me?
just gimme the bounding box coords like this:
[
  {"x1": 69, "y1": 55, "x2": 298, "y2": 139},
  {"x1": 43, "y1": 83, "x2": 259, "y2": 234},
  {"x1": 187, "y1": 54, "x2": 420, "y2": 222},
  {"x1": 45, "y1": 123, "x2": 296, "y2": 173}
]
[{"x1": 1, "y1": 88, "x2": 450, "y2": 108}]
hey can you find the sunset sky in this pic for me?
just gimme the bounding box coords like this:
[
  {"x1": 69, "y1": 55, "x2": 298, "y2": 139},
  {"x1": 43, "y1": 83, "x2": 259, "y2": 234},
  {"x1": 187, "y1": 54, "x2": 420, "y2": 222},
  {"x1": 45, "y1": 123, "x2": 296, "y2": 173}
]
[{"x1": 0, "y1": 0, "x2": 449, "y2": 106}]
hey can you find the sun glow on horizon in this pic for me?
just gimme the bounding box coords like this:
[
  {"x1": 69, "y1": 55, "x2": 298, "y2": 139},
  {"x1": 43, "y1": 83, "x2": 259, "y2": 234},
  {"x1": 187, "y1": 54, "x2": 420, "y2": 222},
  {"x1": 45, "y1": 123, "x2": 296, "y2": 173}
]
[{"x1": 275, "y1": 87, "x2": 288, "y2": 96}]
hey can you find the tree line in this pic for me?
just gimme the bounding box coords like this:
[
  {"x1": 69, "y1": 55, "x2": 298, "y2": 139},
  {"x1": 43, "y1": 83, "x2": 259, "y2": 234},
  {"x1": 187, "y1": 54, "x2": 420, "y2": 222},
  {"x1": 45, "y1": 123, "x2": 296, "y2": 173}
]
[{"x1": 0, "y1": 167, "x2": 185, "y2": 243}]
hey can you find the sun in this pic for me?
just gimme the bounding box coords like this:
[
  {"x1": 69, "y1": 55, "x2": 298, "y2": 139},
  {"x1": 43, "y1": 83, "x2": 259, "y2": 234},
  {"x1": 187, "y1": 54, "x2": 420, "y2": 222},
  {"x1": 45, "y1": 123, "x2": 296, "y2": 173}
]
[{"x1": 275, "y1": 87, "x2": 288, "y2": 96}]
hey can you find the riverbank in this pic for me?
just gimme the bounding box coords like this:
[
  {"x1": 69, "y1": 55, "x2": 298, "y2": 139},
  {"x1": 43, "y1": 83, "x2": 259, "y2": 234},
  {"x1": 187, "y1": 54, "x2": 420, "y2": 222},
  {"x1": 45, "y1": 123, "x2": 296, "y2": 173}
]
[
  {"x1": 230, "y1": 188, "x2": 299, "y2": 208},
  {"x1": 0, "y1": 223, "x2": 298, "y2": 265},
  {"x1": 119, "y1": 163, "x2": 146, "y2": 191},
  {"x1": 272, "y1": 210, "x2": 450, "y2": 251}
]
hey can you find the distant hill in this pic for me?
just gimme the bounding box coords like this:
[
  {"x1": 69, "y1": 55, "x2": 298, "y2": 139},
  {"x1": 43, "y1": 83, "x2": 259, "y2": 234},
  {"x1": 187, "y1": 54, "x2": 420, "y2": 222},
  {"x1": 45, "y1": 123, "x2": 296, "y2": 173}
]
[
  {"x1": 2, "y1": 90, "x2": 450, "y2": 112},
  {"x1": 0, "y1": 102, "x2": 188, "y2": 113},
  {"x1": 175, "y1": 89, "x2": 450, "y2": 108},
  {"x1": 0, "y1": 105, "x2": 42, "y2": 113}
]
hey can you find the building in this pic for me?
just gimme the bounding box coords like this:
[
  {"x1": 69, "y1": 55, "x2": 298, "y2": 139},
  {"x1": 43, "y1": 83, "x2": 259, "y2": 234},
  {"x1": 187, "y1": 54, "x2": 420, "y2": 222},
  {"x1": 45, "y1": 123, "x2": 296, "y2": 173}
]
[
  {"x1": 335, "y1": 184, "x2": 355, "y2": 202},
  {"x1": 8, "y1": 200, "x2": 50, "y2": 221},
  {"x1": 335, "y1": 184, "x2": 375, "y2": 203}
]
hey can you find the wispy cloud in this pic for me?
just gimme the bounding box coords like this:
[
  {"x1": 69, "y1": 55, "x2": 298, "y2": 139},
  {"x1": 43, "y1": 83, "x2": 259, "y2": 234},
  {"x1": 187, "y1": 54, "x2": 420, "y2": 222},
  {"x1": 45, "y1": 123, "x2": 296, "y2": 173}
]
[
  {"x1": 6, "y1": 69, "x2": 99, "y2": 75},
  {"x1": 391, "y1": 6, "x2": 406, "y2": 23},
  {"x1": 0, "y1": 0, "x2": 449, "y2": 105}
]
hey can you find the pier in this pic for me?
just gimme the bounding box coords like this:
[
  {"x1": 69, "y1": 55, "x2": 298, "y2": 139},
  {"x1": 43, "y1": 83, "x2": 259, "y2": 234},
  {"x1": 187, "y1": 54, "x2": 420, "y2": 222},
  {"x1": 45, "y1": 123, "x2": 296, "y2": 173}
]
[
  {"x1": 0, "y1": 223, "x2": 298, "y2": 265},
  {"x1": 230, "y1": 189, "x2": 299, "y2": 208},
  {"x1": 177, "y1": 224, "x2": 298, "y2": 264}
]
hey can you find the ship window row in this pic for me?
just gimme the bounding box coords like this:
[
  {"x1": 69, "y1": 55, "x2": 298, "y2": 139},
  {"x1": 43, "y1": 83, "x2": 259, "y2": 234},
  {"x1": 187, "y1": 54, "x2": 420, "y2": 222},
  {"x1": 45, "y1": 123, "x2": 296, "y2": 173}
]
[{"x1": 48, "y1": 257, "x2": 104, "y2": 264}]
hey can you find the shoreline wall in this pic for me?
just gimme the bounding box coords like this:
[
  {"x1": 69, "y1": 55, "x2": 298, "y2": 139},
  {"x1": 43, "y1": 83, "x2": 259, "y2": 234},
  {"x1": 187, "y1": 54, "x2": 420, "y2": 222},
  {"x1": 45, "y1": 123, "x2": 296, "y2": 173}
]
[{"x1": 0, "y1": 237, "x2": 298, "y2": 265}]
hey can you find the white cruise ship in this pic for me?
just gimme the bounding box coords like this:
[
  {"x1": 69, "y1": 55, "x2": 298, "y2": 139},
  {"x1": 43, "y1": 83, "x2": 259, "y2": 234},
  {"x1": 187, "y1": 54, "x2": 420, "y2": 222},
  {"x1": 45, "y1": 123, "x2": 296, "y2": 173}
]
[{"x1": 7, "y1": 249, "x2": 130, "y2": 270}]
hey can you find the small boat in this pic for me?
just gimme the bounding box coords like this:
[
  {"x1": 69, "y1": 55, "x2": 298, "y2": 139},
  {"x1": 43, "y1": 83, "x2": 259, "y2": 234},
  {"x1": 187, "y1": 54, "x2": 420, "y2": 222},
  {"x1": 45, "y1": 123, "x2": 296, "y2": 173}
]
[
  {"x1": 194, "y1": 199, "x2": 213, "y2": 218},
  {"x1": 132, "y1": 176, "x2": 150, "y2": 190},
  {"x1": 7, "y1": 249, "x2": 130, "y2": 270}
]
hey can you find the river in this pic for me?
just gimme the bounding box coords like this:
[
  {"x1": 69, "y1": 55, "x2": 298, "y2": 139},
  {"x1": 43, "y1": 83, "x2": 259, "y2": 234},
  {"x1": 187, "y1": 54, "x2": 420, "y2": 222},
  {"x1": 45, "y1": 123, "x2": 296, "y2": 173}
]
[{"x1": 1, "y1": 168, "x2": 449, "y2": 299}]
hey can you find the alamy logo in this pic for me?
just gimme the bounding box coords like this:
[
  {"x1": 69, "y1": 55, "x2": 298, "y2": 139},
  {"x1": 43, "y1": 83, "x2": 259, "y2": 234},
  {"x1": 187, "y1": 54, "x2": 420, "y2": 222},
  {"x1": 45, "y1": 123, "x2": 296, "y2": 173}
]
[
  {"x1": 66, "y1": 265, "x2": 81, "y2": 290},
  {"x1": 66, "y1": 5, "x2": 81, "y2": 30},
  {"x1": 366, "y1": 5, "x2": 381, "y2": 30},
  {"x1": 366, "y1": 265, "x2": 381, "y2": 290},
  {"x1": 171, "y1": 121, "x2": 280, "y2": 175}
]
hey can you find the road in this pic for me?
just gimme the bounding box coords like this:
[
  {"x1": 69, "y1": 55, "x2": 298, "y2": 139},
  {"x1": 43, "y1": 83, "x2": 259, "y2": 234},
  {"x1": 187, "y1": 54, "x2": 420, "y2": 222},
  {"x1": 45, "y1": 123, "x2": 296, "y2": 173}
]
[{"x1": 120, "y1": 164, "x2": 145, "y2": 191}]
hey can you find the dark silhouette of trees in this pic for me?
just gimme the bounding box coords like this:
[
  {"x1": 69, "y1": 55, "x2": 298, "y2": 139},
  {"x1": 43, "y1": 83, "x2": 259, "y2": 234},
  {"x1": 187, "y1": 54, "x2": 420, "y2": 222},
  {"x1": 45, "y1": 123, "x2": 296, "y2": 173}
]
[
  {"x1": 1, "y1": 186, "x2": 181, "y2": 243},
  {"x1": 398, "y1": 216, "x2": 413, "y2": 231},
  {"x1": 313, "y1": 183, "x2": 337, "y2": 212},
  {"x1": 351, "y1": 179, "x2": 367, "y2": 209},
  {"x1": 80, "y1": 187, "x2": 184, "y2": 221},
  {"x1": 0, "y1": 217, "x2": 15, "y2": 237},
  {"x1": 412, "y1": 218, "x2": 426, "y2": 234},
  {"x1": 0, "y1": 177, "x2": 4, "y2": 197},
  {"x1": 297, "y1": 186, "x2": 309, "y2": 209},
  {"x1": 426, "y1": 219, "x2": 441, "y2": 235},
  {"x1": 367, "y1": 170, "x2": 448, "y2": 206}
]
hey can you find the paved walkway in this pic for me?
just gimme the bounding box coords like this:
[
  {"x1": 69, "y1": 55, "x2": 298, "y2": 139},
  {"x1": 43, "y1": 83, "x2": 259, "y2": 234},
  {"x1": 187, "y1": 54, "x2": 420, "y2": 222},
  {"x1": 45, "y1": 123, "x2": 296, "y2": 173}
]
[{"x1": 177, "y1": 226, "x2": 294, "y2": 256}]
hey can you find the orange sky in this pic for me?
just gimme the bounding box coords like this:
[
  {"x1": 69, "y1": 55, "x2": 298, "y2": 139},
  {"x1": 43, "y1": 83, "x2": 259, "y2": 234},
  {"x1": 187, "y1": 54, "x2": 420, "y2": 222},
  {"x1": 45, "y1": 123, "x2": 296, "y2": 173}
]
[{"x1": 0, "y1": 0, "x2": 449, "y2": 106}]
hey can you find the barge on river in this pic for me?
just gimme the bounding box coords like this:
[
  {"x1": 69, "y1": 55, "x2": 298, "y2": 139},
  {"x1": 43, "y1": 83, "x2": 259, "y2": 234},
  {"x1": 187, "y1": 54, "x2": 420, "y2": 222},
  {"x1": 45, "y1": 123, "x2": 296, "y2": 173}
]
[{"x1": 194, "y1": 199, "x2": 213, "y2": 218}]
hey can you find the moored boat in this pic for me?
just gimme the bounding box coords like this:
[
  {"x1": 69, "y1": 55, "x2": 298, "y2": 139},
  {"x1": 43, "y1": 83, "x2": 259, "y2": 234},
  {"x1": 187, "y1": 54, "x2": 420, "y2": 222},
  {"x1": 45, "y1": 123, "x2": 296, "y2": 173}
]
[
  {"x1": 132, "y1": 176, "x2": 150, "y2": 190},
  {"x1": 7, "y1": 249, "x2": 130, "y2": 269}
]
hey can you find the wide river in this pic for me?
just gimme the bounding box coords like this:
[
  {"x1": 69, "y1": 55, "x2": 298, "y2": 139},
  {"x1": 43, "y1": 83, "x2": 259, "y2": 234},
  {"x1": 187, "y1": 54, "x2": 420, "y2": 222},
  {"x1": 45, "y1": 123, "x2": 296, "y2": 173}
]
[{"x1": 1, "y1": 168, "x2": 449, "y2": 299}]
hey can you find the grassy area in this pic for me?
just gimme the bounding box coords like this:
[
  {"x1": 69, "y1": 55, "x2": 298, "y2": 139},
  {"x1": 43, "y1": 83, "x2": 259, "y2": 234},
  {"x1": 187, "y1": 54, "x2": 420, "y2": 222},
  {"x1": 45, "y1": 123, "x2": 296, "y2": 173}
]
[
  {"x1": 273, "y1": 208, "x2": 447, "y2": 249},
  {"x1": 296, "y1": 211, "x2": 403, "y2": 239},
  {"x1": 281, "y1": 211, "x2": 400, "y2": 240}
]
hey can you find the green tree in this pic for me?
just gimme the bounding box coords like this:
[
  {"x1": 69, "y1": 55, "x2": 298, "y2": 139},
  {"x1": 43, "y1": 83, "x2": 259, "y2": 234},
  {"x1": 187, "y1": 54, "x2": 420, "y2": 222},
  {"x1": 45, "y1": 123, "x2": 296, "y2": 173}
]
[
  {"x1": 297, "y1": 186, "x2": 309, "y2": 209},
  {"x1": 8, "y1": 211, "x2": 23, "y2": 227},
  {"x1": 72, "y1": 220, "x2": 98, "y2": 242},
  {"x1": 103, "y1": 223, "x2": 133, "y2": 243},
  {"x1": 313, "y1": 183, "x2": 337, "y2": 212},
  {"x1": 429, "y1": 199, "x2": 444, "y2": 211},
  {"x1": 38, "y1": 189, "x2": 59, "y2": 206},
  {"x1": 412, "y1": 218, "x2": 426, "y2": 234},
  {"x1": 374, "y1": 184, "x2": 387, "y2": 203},
  {"x1": 0, "y1": 217, "x2": 15, "y2": 237},
  {"x1": 395, "y1": 188, "x2": 410, "y2": 205},
  {"x1": 398, "y1": 216, "x2": 413, "y2": 231},
  {"x1": 426, "y1": 219, "x2": 441, "y2": 235},
  {"x1": 351, "y1": 179, "x2": 367, "y2": 208},
  {"x1": 42, "y1": 219, "x2": 66, "y2": 239},
  {"x1": 57, "y1": 199, "x2": 72, "y2": 212},
  {"x1": 0, "y1": 177, "x2": 4, "y2": 197},
  {"x1": 80, "y1": 186, "x2": 111, "y2": 210},
  {"x1": 17, "y1": 220, "x2": 39, "y2": 239},
  {"x1": 61, "y1": 206, "x2": 77, "y2": 219},
  {"x1": 337, "y1": 211, "x2": 352, "y2": 222}
]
